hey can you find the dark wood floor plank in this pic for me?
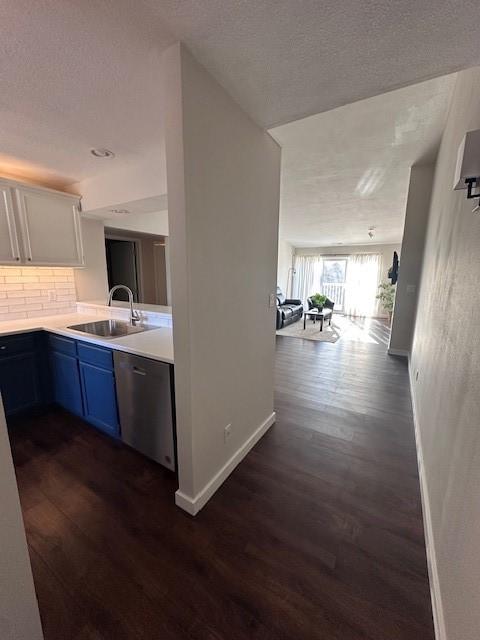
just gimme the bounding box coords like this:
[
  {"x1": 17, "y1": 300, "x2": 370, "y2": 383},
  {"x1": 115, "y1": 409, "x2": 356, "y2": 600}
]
[{"x1": 9, "y1": 319, "x2": 434, "y2": 640}]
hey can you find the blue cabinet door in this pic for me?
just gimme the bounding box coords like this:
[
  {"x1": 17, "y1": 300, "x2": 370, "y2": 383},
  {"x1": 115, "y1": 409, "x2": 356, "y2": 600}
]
[
  {"x1": 79, "y1": 361, "x2": 119, "y2": 437},
  {"x1": 50, "y1": 350, "x2": 83, "y2": 416},
  {"x1": 0, "y1": 352, "x2": 41, "y2": 416}
]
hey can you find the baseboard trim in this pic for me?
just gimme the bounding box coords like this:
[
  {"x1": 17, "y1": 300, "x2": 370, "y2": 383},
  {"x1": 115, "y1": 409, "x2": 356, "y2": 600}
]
[
  {"x1": 175, "y1": 411, "x2": 276, "y2": 516},
  {"x1": 408, "y1": 361, "x2": 446, "y2": 640},
  {"x1": 388, "y1": 347, "x2": 409, "y2": 357}
]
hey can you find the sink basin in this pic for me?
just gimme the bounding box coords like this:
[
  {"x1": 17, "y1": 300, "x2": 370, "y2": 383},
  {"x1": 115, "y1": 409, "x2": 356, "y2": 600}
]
[{"x1": 67, "y1": 319, "x2": 154, "y2": 338}]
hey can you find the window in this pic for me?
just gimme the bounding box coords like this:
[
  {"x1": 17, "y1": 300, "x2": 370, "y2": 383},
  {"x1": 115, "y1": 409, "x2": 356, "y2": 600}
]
[{"x1": 292, "y1": 253, "x2": 381, "y2": 317}]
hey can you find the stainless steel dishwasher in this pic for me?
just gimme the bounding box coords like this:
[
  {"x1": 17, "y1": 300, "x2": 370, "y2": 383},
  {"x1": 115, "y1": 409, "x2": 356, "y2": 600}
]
[{"x1": 113, "y1": 351, "x2": 175, "y2": 471}]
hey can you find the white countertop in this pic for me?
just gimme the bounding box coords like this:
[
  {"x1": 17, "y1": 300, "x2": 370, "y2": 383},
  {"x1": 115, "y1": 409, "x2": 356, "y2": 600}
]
[{"x1": 0, "y1": 313, "x2": 174, "y2": 364}]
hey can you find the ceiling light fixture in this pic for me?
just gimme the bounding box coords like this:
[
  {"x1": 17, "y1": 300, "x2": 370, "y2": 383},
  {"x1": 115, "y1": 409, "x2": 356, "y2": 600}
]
[{"x1": 90, "y1": 148, "x2": 115, "y2": 158}]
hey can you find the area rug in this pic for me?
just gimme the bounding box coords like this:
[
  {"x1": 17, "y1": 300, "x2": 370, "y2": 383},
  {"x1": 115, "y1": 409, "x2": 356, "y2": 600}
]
[{"x1": 276, "y1": 317, "x2": 341, "y2": 343}]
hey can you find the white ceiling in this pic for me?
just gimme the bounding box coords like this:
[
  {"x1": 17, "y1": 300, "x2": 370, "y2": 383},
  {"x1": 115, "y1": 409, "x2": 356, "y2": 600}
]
[
  {"x1": 83, "y1": 194, "x2": 168, "y2": 220},
  {"x1": 149, "y1": 0, "x2": 480, "y2": 128},
  {"x1": 0, "y1": 0, "x2": 477, "y2": 203},
  {"x1": 270, "y1": 75, "x2": 456, "y2": 247},
  {"x1": 0, "y1": 0, "x2": 174, "y2": 188}
]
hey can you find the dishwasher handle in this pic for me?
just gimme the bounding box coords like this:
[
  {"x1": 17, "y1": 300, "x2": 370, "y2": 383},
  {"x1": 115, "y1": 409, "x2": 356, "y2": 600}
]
[{"x1": 132, "y1": 366, "x2": 147, "y2": 376}]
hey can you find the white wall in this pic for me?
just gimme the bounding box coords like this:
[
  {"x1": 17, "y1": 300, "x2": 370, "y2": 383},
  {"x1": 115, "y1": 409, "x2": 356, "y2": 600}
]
[
  {"x1": 164, "y1": 237, "x2": 172, "y2": 305},
  {"x1": 0, "y1": 399, "x2": 43, "y2": 640},
  {"x1": 102, "y1": 210, "x2": 168, "y2": 236},
  {"x1": 163, "y1": 43, "x2": 281, "y2": 514},
  {"x1": 277, "y1": 237, "x2": 294, "y2": 295},
  {"x1": 74, "y1": 218, "x2": 109, "y2": 302},
  {"x1": 389, "y1": 165, "x2": 434, "y2": 355},
  {"x1": 410, "y1": 67, "x2": 480, "y2": 640}
]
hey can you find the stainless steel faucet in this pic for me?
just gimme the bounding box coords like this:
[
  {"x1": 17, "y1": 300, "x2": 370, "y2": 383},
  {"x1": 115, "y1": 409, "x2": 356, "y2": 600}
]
[{"x1": 107, "y1": 285, "x2": 141, "y2": 326}]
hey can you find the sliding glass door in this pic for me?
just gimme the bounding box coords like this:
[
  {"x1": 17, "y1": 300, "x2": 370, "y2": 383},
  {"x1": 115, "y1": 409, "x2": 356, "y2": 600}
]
[{"x1": 321, "y1": 259, "x2": 347, "y2": 311}]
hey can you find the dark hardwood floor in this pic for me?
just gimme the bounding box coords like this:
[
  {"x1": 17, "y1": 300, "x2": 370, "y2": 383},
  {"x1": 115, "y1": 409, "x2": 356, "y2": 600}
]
[{"x1": 9, "y1": 320, "x2": 434, "y2": 640}]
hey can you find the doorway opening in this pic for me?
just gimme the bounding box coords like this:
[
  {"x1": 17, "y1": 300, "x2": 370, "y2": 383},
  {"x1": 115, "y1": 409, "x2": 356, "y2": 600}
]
[
  {"x1": 105, "y1": 230, "x2": 169, "y2": 306},
  {"x1": 105, "y1": 237, "x2": 141, "y2": 302}
]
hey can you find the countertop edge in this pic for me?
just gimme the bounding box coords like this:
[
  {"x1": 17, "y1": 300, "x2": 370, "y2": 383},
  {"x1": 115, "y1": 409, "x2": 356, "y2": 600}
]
[{"x1": 0, "y1": 319, "x2": 174, "y2": 365}]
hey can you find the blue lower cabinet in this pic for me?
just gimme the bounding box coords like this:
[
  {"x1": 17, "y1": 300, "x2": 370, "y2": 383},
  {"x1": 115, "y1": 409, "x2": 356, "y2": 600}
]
[
  {"x1": 0, "y1": 352, "x2": 42, "y2": 416},
  {"x1": 79, "y1": 361, "x2": 119, "y2": 437},
  {"x1": 50, "y1": 350, "x2": 83, "y2": 417}
]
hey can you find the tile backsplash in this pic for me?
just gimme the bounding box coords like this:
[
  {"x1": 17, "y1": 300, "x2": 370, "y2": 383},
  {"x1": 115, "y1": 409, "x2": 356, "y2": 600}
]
[{"x1": 0, "y1": 267, "x2": 77, "y2": 321}]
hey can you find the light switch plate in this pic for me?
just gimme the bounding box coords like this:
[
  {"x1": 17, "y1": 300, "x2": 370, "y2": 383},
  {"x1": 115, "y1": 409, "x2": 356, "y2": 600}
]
[{"x1": 269, "y1": 293, "x2": 276, "y2": 308}]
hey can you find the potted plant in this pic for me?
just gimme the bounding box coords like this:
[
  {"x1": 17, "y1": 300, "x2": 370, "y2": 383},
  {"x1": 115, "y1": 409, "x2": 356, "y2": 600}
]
[
  {"x1": 376, "y1": 282, "x2": 396, "y2": 324},
  {"x1": 310, "y1": 293, "x2": 327, "y2": 310}
]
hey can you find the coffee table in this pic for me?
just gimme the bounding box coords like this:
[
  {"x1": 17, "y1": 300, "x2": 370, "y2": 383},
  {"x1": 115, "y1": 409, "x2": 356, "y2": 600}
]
[{"x1": 303, "y1": 308, "x2": 332, "y2": 332}]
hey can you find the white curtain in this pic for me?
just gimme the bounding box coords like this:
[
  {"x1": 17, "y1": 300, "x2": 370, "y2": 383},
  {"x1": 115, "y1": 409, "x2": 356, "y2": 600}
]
[
  {"x1": 292, "y1": 255, "x2": 323, "y2": 305},
  {"x1": 344, "y1": 254, "x2": 381, "y2": 317}
]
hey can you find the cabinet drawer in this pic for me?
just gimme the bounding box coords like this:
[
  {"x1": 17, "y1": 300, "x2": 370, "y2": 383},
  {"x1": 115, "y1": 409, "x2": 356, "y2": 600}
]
[
  {"x1": 77, "y1": 342, "x2": 113, "y2": 370},
  {"x1": 48, "y1": 333, "x2": 77, "y2": 356},
  {"x1": 0, "y1": 333, "x2": 36, "y2": 357}
]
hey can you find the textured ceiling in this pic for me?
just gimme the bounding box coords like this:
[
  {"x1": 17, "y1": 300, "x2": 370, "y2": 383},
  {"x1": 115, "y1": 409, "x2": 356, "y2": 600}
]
[
  {"x1": 0, "y1": 0, "x2": 174, "y2": 187},
  {"x1": 150, "y1": 0, "x2": 480, "y2": 128},
  {"x1": 270, "y1": 75, "x2": 456, "y2": 247},
  {"x1": 0, "y1": 0, "x2": 476, "y2": 197}
]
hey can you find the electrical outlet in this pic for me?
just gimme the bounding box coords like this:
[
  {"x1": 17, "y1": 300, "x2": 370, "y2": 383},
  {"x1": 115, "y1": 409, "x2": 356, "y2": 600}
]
[
  {"x1": 224, "y1": 423, "x2": 232, "y2": 443},
  {"x1": 269, "y1": 292, "x2": 276, "y2": 308},
  {"x1": 48, "y1": 290, "x2": 56, "y2": 302}
]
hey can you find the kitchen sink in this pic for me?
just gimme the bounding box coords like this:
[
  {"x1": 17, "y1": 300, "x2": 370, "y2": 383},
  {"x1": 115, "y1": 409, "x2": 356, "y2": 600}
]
[{"x1": 67, "y1": 319, "x2": 154, "y2": 338}]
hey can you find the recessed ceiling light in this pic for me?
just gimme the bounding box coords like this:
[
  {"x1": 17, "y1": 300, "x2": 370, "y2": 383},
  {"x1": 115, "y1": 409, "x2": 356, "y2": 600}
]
[
  {"x1": 90, "y1": 148, "x2": 115, "y2": 158},
  {"x1": 110, "y1": 208, "x2": 130, "y2": 215}
]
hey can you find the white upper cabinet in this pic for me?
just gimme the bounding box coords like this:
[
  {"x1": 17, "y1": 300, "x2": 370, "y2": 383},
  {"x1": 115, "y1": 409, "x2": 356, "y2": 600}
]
[
  {"x1": 15, "y1": 187, "x2": 83, "y2": 266},
  {"x1": 0, "y1": 182, "x2": 21, "y2": 263},
  {"x1": 0, "y1": 178, "x2": 84, "y2": 267}
]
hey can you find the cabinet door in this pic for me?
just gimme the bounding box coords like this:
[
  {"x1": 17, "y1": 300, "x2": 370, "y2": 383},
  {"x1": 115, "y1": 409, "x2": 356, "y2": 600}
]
[
  {"x1": 15, "y1": 187, "x2": 84, "y2": 266},
  {"x1": 50, "y1": 350, "x2": 83, "y2": 416},
  {"x1": 0, "y1": 353, "x2": 41, "y2": 416},
  {"x1": 79, "y1": 362, "x2": 119, "y2": 437},
  {"x1": 0, "y1": 183, "x2": 21, "y2": 264}
]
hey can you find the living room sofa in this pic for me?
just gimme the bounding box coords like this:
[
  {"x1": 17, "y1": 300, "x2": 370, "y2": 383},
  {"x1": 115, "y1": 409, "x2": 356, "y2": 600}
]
[{"x1": 276, "y1": 287, "x2": 303, "y2": 329}]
